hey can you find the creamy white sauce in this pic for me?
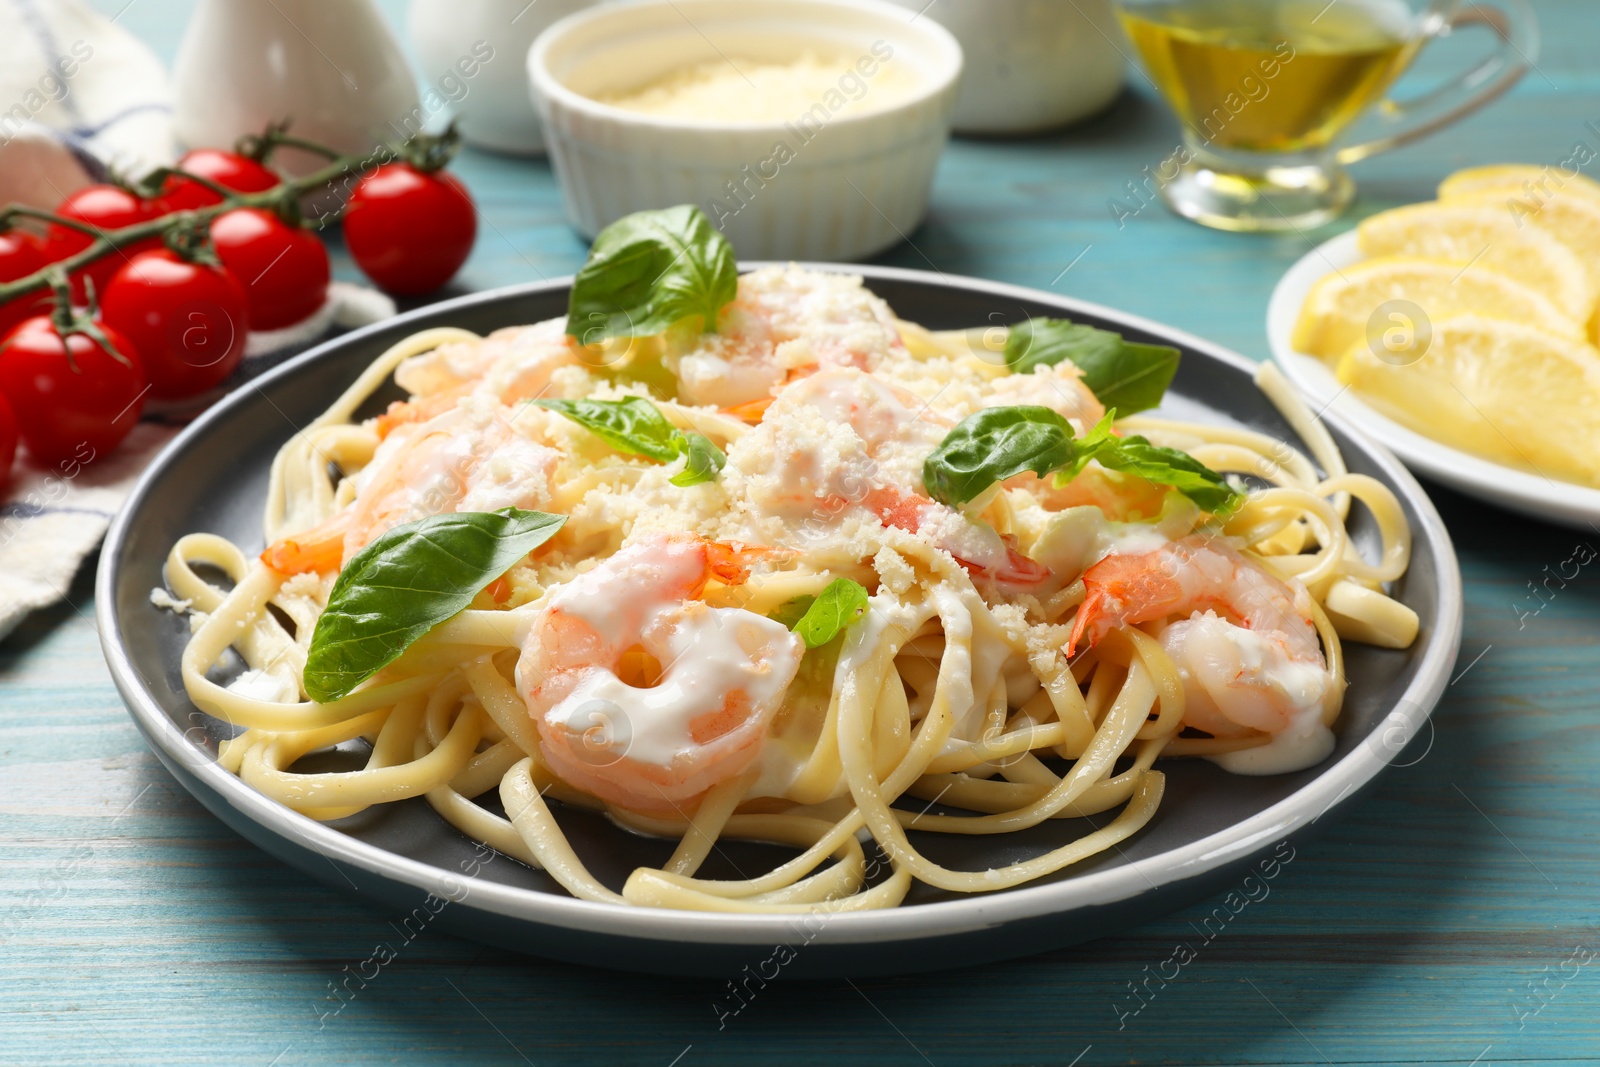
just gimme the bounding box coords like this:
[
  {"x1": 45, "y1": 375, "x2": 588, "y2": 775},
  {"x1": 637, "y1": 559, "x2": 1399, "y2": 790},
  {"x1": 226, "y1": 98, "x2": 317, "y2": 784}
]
[
  {"x1": 927, "y1": 585, "x2": 981, "y2": 747},
  {"x1": 741, "y1": 366, "x2": 1039, "y2": 576},
  {"x1": 785, "y1": 367, "x2": 939, "y2": 456},
  {"x1": 674, "y1": 265, "x2": 905, "y2": 409},
  {"x1": 834, "y1": 595, "x2": 927, "y2": 697},
  {"x1": 543, "y1": 604, "x2": 799, "y2": 766},
  {"x1": 777, "y1": 366, "x2": 947, "y2": 497},
  {"x1": 547, "y1": 540, "x2": 702, "y2": 645},
  {"x1": 1159, "y1": 613, "x2": 1337, "y2": 775},
  {"x1": 915, "y1": 507, "x2": 1016, "y2": 575},
  {"x1": 534, "y1": 543, "x2": 803, "y2": 769},
  {"x1": 1208, "y1": 720, "x2": 1335, "y2": 775}
]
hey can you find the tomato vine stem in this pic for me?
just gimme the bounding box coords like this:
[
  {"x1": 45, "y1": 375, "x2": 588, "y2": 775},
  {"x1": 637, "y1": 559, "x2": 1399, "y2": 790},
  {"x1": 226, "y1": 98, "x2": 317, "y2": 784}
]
[{"x1": 0, "y1": 123, "x2": 460, "y2": 306}]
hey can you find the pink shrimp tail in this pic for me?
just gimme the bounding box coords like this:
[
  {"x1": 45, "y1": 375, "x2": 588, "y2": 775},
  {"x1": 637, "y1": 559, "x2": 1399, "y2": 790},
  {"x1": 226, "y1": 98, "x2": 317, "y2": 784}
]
[
  {"x1": 988, "y1": 537, "x2": 1051, "y2": 587},
  {"x1": 682, "y1": 535, "x2": 791, "y2": 590},
  {"x1": 1066, "y1": 552, "x2": 1187, "y2": 657},
  {"x1": 1066, "y1": 582, "x2": 1117, "y2": 658}
]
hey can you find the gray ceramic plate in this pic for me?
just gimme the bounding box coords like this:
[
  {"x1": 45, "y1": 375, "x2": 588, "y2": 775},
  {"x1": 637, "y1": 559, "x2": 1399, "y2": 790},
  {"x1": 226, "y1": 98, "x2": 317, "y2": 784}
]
[{"x1": 97, "y1": 266, "x2": 1463, "y2": 979}]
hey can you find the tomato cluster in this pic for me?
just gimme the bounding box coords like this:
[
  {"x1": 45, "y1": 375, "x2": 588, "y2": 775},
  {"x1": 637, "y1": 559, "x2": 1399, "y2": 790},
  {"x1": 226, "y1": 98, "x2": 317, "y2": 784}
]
[{"x1": 0, "y1": 144, "x2": 477, "y2": 488}]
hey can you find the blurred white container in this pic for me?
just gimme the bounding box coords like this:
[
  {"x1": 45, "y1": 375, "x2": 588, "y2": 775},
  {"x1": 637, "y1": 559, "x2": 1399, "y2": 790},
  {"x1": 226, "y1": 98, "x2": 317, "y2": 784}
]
[
  {"x1": 407, "y1": 0, "x2": 601, "y2": 155},
  {"x1": 528, "y1": 0, "x2": 963, "y2": 262},
  {"x1": 888, "y1": 0, "x2": 1125, "y2": 134},
  {"x1": 172, "y1": 0, "x2": 420, "y2": 173}
]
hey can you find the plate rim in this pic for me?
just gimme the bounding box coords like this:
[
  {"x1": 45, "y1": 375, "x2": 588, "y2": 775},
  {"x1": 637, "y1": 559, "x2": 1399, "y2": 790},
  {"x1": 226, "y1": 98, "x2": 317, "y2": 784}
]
[
  {"x1": 1266, "y1": 230, "x2": 1600, "y2": 530},
  {"x1": 97, "y1": 263, "x2": 1464, "y2": 947}
]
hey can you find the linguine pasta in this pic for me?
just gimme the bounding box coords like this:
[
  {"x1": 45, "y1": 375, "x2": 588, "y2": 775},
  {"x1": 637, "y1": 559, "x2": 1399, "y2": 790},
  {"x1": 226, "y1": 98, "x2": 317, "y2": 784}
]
[{"x1": 161, "y1": 264, "x2": 1417, "y2": 914}]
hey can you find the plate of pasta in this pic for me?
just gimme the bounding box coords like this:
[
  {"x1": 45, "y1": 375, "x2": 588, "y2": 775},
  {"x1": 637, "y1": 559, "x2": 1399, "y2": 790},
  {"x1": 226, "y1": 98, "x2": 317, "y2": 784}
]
[{"x1": 99, "y1": 207, "x2": 1461, "y2": 977}]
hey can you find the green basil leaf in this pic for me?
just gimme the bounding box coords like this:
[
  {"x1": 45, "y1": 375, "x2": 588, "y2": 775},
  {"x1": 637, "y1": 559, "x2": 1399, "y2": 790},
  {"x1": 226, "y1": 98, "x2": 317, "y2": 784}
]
[
  {"x1": 1006, "y1": 318, "x2": 1121, "y2": 374},
  {"x1": 1085, "y1": 433, "x2": 1243, "y2": 515},
  {"x1": 538, "y1": 396, "x2": 725, "y2": 486},
  {"x1": 567, "y1": 205, "x2": 739, "y2": 344},
  {"x1": 789, "y1": 578, "x2": 871, "y2": 649},
  {"x1": 303, "y1": 508, "x2": 566, "y2": 702},
  {"x1": 1062, "y1": 409, "x2": 1241, "y2": 513},
  {"x1": 1005, "y1": 317, "x2": 1180, "y2": 415},
  {"x1": 924, "y1": 405, "x2": 1241, "y2": 515},
  {"x1": 670, "y1": 431, "x2": 725, "y2": 487},
  {"x1": 922, "y1": 405, "x2": 1078, "y2": 507},
  {"x1": 769, "y1": 595, "x2": 817, "y2": 630},
  {"x1": 536, "y1": 396, "x2": 681, "y2": 462},
  {"x1": 1059, "y1": 409, "x2": 1119, "y2": 479}
]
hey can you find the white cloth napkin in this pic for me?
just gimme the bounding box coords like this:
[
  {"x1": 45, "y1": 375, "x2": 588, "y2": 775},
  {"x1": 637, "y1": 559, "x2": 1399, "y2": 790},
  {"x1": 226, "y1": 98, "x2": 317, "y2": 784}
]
[
  {"x1": 0, "y1": 0, "x2": 398, "y2": 640},
  {"x1": 0, "y1": 0, "x2": 176, "y2": 202}
]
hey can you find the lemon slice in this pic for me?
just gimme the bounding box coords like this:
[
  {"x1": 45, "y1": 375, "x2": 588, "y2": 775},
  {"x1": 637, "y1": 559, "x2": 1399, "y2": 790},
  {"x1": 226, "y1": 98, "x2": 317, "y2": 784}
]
[
  {"x1": 1439, "y1": 164, "x2": 1600, "y2": 207},
  {"x1": 1292, "y1": 256, "x2": 1582, "y2": 360},
  {"x1": 1357, "y1": 202, "x2": 1595, "y2": 324},
  {"x1": 1336, "y1": 314, "x2": 1600, "y2": 486},
  {"x1": 1444, "y1": 188, "x2": 1600, "y2": 335}
]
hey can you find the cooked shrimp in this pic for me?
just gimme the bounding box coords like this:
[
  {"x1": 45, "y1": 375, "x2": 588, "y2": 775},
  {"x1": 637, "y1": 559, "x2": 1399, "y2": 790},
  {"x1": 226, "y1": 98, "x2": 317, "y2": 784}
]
[
  {"x1": 394, "y1": 319, "x2": 580, "y2": 407},
  {"x1": 674, "y1": 266, "x2": 906, "y2": 408},
  {"x1": 736, "y1": 366, "x2": 1048, "y2": 588},
  {"x1": 982, "y1": 362, "x2": 1105, "y2": 432},
  {"x1": 860, "y1": 487, "x2": 1049, "y2": 588},
  {"x1": 1067, "y1": 536, "x2": 1335, "y2": 738},
  {"x1": 262, "y1": 402, "x2": 560, "y2": 573},
  {"x1": 738, "y1": 366, "x2": 943, "y2": 514},
  {"x1": 516, "y1": 534, "x2": 805, "y2": 814}
]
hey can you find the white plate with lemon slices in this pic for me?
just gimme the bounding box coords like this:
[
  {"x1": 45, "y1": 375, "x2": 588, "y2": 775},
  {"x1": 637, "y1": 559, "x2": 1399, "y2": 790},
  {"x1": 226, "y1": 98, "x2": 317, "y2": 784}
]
[{"x1": 1267, "y1": 167, "x2": 1600, "y2": 531}]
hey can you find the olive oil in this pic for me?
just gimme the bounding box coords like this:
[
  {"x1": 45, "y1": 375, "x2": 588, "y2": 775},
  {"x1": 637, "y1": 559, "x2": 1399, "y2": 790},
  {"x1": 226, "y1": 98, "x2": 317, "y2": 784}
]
[{"x1": 1121, "y1": 0, "x2": 1420, "y2": 153}]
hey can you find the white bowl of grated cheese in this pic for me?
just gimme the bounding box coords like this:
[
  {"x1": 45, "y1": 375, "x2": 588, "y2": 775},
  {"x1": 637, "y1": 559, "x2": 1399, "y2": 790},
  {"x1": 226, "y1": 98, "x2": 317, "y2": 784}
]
[{"x1": 527, "y1": 0, "x2": 963, "y2": 261}]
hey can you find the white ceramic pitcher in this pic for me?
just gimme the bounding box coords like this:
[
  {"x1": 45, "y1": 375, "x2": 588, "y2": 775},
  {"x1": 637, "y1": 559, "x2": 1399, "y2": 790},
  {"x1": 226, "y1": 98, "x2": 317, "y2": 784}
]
[
  {"x1": 408, "y1": 0, "x2": 602, "y2": 155},
  {"x1": 888, "y1": 0, "x2": 1126, "y2": 134},
  {"x1": 171, "y1": 0, "x2": 421, "y2": 172}
]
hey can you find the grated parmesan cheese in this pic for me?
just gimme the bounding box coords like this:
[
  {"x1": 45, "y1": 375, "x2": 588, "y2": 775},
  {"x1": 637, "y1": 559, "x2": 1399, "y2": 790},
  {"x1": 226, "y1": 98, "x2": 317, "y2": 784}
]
[
  {"x1": 150, "y1": 587, "x2": 192, "y2": 614},
  {"x1": 373, "y1": 267, "x2": 1116, "y2": 607},
  {"x1": 595, "y1": 52, "x2": 918, "y2": 125}
]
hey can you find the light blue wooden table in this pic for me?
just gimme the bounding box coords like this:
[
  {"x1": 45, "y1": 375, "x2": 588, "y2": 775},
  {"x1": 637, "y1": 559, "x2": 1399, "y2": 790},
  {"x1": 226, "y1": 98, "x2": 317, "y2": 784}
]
[{"x1": 4, "y1": 2, "x2": 1599, "y2": 1064}]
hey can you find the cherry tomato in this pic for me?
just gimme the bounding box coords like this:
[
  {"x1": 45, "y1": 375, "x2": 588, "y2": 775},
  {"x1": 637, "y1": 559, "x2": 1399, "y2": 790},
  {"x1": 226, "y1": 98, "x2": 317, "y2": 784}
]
[
  {"x1": 41, "y1": 185, "x2": 163, "y2": 303},
  {"x1": 159, "y1": 148, "x2": 281, "y2": 212},
  {"x1": 0, "y1": 231, "x2": 50, "y2": 340},
  {"x1": 0, "y1": 391, "x2": 17, "y2": 491},
  {"x1": 210, "y1": 208, "x2": 330, "y2": 330},
  {"x1": 100, "y1": 249, "x2": 250, "y2": 399},
  {"x1": 344, "y1": 164, "x2": 476, "y2": 296},
  {"x1": 0, "y1": 314, "x2": 146, "y2": 465}
]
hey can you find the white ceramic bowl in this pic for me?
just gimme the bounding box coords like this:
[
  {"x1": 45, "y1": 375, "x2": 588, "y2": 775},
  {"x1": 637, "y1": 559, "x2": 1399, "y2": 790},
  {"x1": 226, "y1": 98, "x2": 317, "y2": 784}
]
[
  {"x1": 884, "y1": 0, "x2": 1126, "y2": 134},
  {"x1": 527, "y1": 0, "x2": 963, "y2": 260}
]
